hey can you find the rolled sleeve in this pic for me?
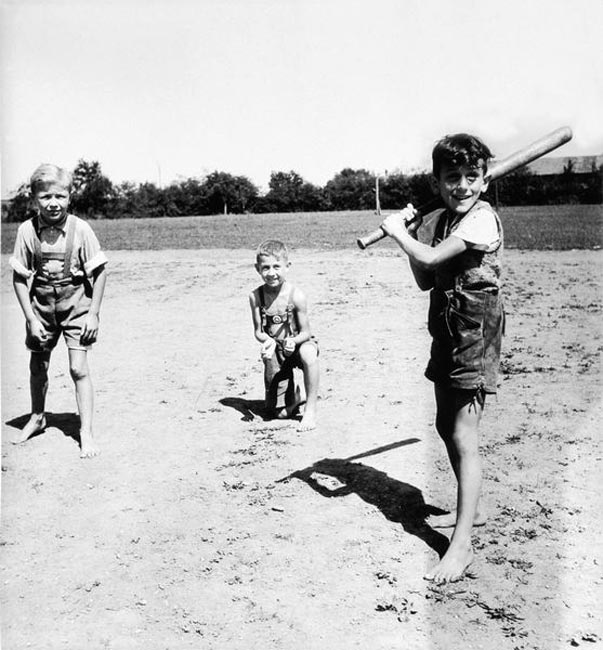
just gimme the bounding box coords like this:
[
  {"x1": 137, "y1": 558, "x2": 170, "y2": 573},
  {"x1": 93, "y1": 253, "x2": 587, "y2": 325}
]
[
  {"x1": 9, "y1": 223, "x2": 35, "y2": 278},
  {"x1": 77, "y1": 220, "x2": 108, "y2": 276},
  {"x1": 453, "y1": 209, "x2": 500, "y2": 251},
  {"x1": 9, "y1": 256, "x2": 34, "y2": 278},
  {"x1": 84, "y1": 250, "x2": 108, "y2": 276}
]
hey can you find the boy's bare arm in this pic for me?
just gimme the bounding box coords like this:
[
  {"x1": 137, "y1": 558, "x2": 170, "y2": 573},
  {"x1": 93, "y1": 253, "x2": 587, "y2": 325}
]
[
  {"x1": 81, "y1": 264, "x2": 107, "y2": 344},
  {"x1": 89, "y1": 264, "x2": 107, "y2": 316},
  {"x1": 409, "y1": 258, "x2": 435, "y2": 291},
  {"x1": 382, "y1": 212, "x2": 468, "y2": 269},
  {"x1": 12, "y1": 272, "x2": 47, "y2": 342},
  {"x1": 249, "y1": 291, "x2": 271, "y2": 343},
  {"x1": 290, "y1": 288, "x2": 312, "y2": 346}
]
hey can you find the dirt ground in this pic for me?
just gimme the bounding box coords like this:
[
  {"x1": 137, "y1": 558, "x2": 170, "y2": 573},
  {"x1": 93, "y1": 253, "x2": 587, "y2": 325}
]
[{"x1": 1, "y1": 248, "x2": 602, "y2": 650}]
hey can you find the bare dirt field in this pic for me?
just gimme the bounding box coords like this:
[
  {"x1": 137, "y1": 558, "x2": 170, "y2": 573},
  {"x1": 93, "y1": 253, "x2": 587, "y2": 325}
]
[{"x1": 1, "y1": 247, "x2": 602, "y2": 650}]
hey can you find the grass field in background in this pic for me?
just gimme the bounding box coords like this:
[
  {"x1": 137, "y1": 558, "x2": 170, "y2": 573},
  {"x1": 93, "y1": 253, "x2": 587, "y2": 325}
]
[{"x1": 2, "y1": 204, "x2": 601, "y2": 254}]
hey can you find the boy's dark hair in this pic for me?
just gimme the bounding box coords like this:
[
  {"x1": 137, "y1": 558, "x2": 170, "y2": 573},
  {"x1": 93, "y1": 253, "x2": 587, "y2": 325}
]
[
  {"x1": 256, "y1": 239, "x2": 289, "y2": 263},
  {"x1": 432, "y1": 134, "x2": 494, "y2": 177}
]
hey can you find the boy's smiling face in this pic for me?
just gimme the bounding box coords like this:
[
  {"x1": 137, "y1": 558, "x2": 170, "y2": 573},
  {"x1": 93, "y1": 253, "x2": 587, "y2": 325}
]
[
  {"x1": 256, "y1": 254, "x2": 290, "y2": 290},
  {"x1": 434, "y1": 161, "x2": 489, "y2": 216},
  {"x1": 33, "y1": 182, "x2": 70, "y2": 225}
]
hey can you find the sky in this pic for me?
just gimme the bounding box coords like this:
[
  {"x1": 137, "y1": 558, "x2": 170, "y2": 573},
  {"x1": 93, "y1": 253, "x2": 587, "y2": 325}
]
[{"x1": 1, "y1": 0, "x2": 602, "y2": 196}]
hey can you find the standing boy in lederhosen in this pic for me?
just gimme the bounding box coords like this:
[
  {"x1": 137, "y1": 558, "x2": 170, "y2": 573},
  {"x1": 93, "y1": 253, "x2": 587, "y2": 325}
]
[
  {"x1": 10, "y1": 164, "x2": 107, "y2": 458},
  {"x1": 381, "y1": 134, "x2": 504, "y2": 584}
]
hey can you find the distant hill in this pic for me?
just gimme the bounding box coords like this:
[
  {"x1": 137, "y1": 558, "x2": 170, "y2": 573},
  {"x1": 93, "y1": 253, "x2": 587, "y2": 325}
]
[{"x1": 527, "y1": 154, "x2": 603, "y2": 176}]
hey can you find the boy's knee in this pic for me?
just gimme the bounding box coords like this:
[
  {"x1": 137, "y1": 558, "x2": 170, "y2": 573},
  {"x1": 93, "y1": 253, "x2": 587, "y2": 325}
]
[
  {"x1": 29, "y1": 353, "x2": 50, "y2": 375},
  {"x1": 69, "y1": 361, "x2": 89, "y2": 382},
  {"x1": 452, "y1": 426, "x2": 479, "y2": 457},
  {"x1": 299, "y1": 342, "x2": 318, "y2": 366}
]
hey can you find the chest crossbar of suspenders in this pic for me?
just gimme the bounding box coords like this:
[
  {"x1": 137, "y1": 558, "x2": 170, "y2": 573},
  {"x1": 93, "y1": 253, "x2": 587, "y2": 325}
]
[
  {"x1": 32, "y1": 216, "x2": 77, "y2": 284},
  {"x1": 259, "y1": 286, "x2": 295, "y2": 335}
]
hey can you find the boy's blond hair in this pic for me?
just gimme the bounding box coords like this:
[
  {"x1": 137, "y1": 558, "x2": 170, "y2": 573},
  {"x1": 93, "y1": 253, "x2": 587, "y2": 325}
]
[
  {"x1": 30, "y1": 164, "x2": 73, "y2": 195},
  {"x1": 256, "y1": 239, "x2": 289, "y2": 263}
]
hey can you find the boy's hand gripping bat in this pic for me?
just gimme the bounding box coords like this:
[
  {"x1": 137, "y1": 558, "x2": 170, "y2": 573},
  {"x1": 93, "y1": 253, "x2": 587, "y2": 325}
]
[{"x1": 356, "y1": 126, "x2": 573, "y2": 250}]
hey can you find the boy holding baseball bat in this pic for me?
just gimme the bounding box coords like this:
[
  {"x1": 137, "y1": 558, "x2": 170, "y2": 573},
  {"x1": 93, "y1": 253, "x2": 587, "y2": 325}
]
[
  {"x1": 249, "y1": 240, "x2": 319, "y2": 431},
  {"x1": 9, "y1": 164, "x2": 107, "y2": 458},
  {"x1": 380, "y1": 134, "x2": 504, "y2": 584}
]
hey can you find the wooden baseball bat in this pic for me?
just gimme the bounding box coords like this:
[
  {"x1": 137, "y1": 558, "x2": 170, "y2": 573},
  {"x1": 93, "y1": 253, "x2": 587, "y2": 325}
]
[{"x1": 356, "y1": 126, "x2": 573, "y2": 250}]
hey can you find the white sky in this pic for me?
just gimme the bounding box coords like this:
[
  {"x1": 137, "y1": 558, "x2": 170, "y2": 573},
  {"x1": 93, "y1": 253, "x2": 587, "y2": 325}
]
[{"x1": 1, "y1": 0, "x2": 602, "y2": 196}]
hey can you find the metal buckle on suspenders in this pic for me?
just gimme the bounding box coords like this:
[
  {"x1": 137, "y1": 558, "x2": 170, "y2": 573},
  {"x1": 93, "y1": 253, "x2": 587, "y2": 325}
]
[{"x1": 259, "y1": 285, "x2": 293, "y2": 331}]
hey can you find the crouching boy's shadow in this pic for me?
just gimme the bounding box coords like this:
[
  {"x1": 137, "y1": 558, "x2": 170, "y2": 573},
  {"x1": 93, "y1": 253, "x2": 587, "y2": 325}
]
[
  {"x1": 219, "y1": 397, "x2": 270, "y2": 422},
  {"x1": 282, "y1": 458, "x2": 450, "y2": 558},
  {"x1": 6, "y1": 412, "x2": 82, "y2": 445}
]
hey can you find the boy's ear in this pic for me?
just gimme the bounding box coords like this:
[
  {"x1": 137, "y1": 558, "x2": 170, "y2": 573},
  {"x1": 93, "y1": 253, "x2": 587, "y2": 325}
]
[{"x1": 429, "y1": 174, "x2": 440, "y2": 195}]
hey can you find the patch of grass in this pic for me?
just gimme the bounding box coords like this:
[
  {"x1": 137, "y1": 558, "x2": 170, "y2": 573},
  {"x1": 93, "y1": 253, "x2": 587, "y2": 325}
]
[
  {"x1": 2, "y1": 205, "x2": 601, "y2": 253},
  {"x1": 500, "y1": 204, "x2": 602, "y2": 250}
]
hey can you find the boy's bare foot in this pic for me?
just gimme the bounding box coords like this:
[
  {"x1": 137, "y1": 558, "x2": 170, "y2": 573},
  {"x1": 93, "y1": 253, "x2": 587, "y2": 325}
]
[
  {"x1": 12, "y1": 414, "x2": 46, "y2": 444},
  {"x1": 424, "y1": 543, "x2": 474, "y2": 584},
  {"x1": 428, "y1": 509, "x2": 486, "y2": 529},
  {"x1": 297, "y1": 409, "x2": 316, "y2": 432},
  {"x1": 79, "y1": 432, "x2": 100, "y2": 459}
]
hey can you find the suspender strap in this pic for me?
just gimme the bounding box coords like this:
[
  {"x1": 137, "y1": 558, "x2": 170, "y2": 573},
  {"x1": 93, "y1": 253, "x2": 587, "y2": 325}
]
[
  {"x1": 258, "y1": 287, "x2": 266, "y2": 331},
  {"x1": 32, "y1": 218, "x2": 43, "y2": 276},
  {"x1": 62, "y1": 215, "x2": 76, "y2": 278},
  {"x1": 285, "y1": 286, "x2": 294, "y2": 311},
  {"x1": 31, "y1": 215, "x2": 76, "y2": 280},
  {"x1": 258, "y1": 285, "x2": 295, "y2": 336}
]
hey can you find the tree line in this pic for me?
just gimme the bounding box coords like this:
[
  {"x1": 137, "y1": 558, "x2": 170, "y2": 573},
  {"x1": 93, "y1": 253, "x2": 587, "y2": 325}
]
[{"x1": 3, "y1": 158, "x2": 601, "y2": 222}]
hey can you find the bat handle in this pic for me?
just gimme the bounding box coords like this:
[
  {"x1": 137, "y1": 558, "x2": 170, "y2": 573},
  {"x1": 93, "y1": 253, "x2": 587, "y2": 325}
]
[
  {"x1": 357, "y1": 227, "x2": 386, "y2": 249},
  {"x1": 356, "y1": 205, "x2": 430, "y2": 250}
]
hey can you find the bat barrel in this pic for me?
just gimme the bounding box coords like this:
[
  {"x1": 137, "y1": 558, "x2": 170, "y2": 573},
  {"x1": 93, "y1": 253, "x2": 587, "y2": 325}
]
[
  {"x1": 488, "y1": 126, "x2": 573, "y2": 181},
  {"x1": 356, "y1": 126, "x2": 573, "y2": 250}
]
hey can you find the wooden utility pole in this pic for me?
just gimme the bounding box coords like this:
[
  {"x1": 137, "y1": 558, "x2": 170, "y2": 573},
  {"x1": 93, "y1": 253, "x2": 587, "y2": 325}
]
[{"x1": 375, "y1": 174, "x2": 381, "y2": 215}]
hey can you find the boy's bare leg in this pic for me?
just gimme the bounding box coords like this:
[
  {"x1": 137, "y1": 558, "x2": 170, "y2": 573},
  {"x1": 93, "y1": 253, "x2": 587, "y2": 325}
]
[
  {"x1": 298, "y1": 343, "x2": 319, "y2": 431},
  {"x1": 264, "y1": 360, "x2": 292, "y2": 420},
  {"x1": 12, "y1": 352, "x2": 50, "y2": 444},
  {"x1": 425, "y1": 388, "x2": 483, "y2": 583},
  {"x1": 428, "y1": 388, "x2": 486, "y2": 528},
  {"x1": 68, "y1": 349, "x2": 100, "y2": 458}
]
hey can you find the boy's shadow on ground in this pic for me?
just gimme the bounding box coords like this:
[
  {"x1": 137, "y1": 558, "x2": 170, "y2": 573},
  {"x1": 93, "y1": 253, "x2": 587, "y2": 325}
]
[
  {"x1": 281, "y1": 452, "x2": 450, "y2": 558},
  {"x1": 5, "y1": 412, "x2": 81, "y2": 445},
  {"x1": 219, "y1": 397, "x2": 270, "y2": 422}
]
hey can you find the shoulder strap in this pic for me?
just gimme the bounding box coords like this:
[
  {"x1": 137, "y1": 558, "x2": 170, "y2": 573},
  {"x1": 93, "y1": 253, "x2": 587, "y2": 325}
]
[
  {"x1": 432, "y1": 209, "x2": 449, "y2": 245},
  {"x1": 62, "y1": 215, "x2": 77, "y2": 277},
  {"x1": 285, "y1": 285, "x2": 298, "y2": 336},
  {"x1": 31, "y1": 218, "x2": 43, "y2": 275},
  {"x1": 258, "y1": 286, "x2": 267, "y2": 332}
]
